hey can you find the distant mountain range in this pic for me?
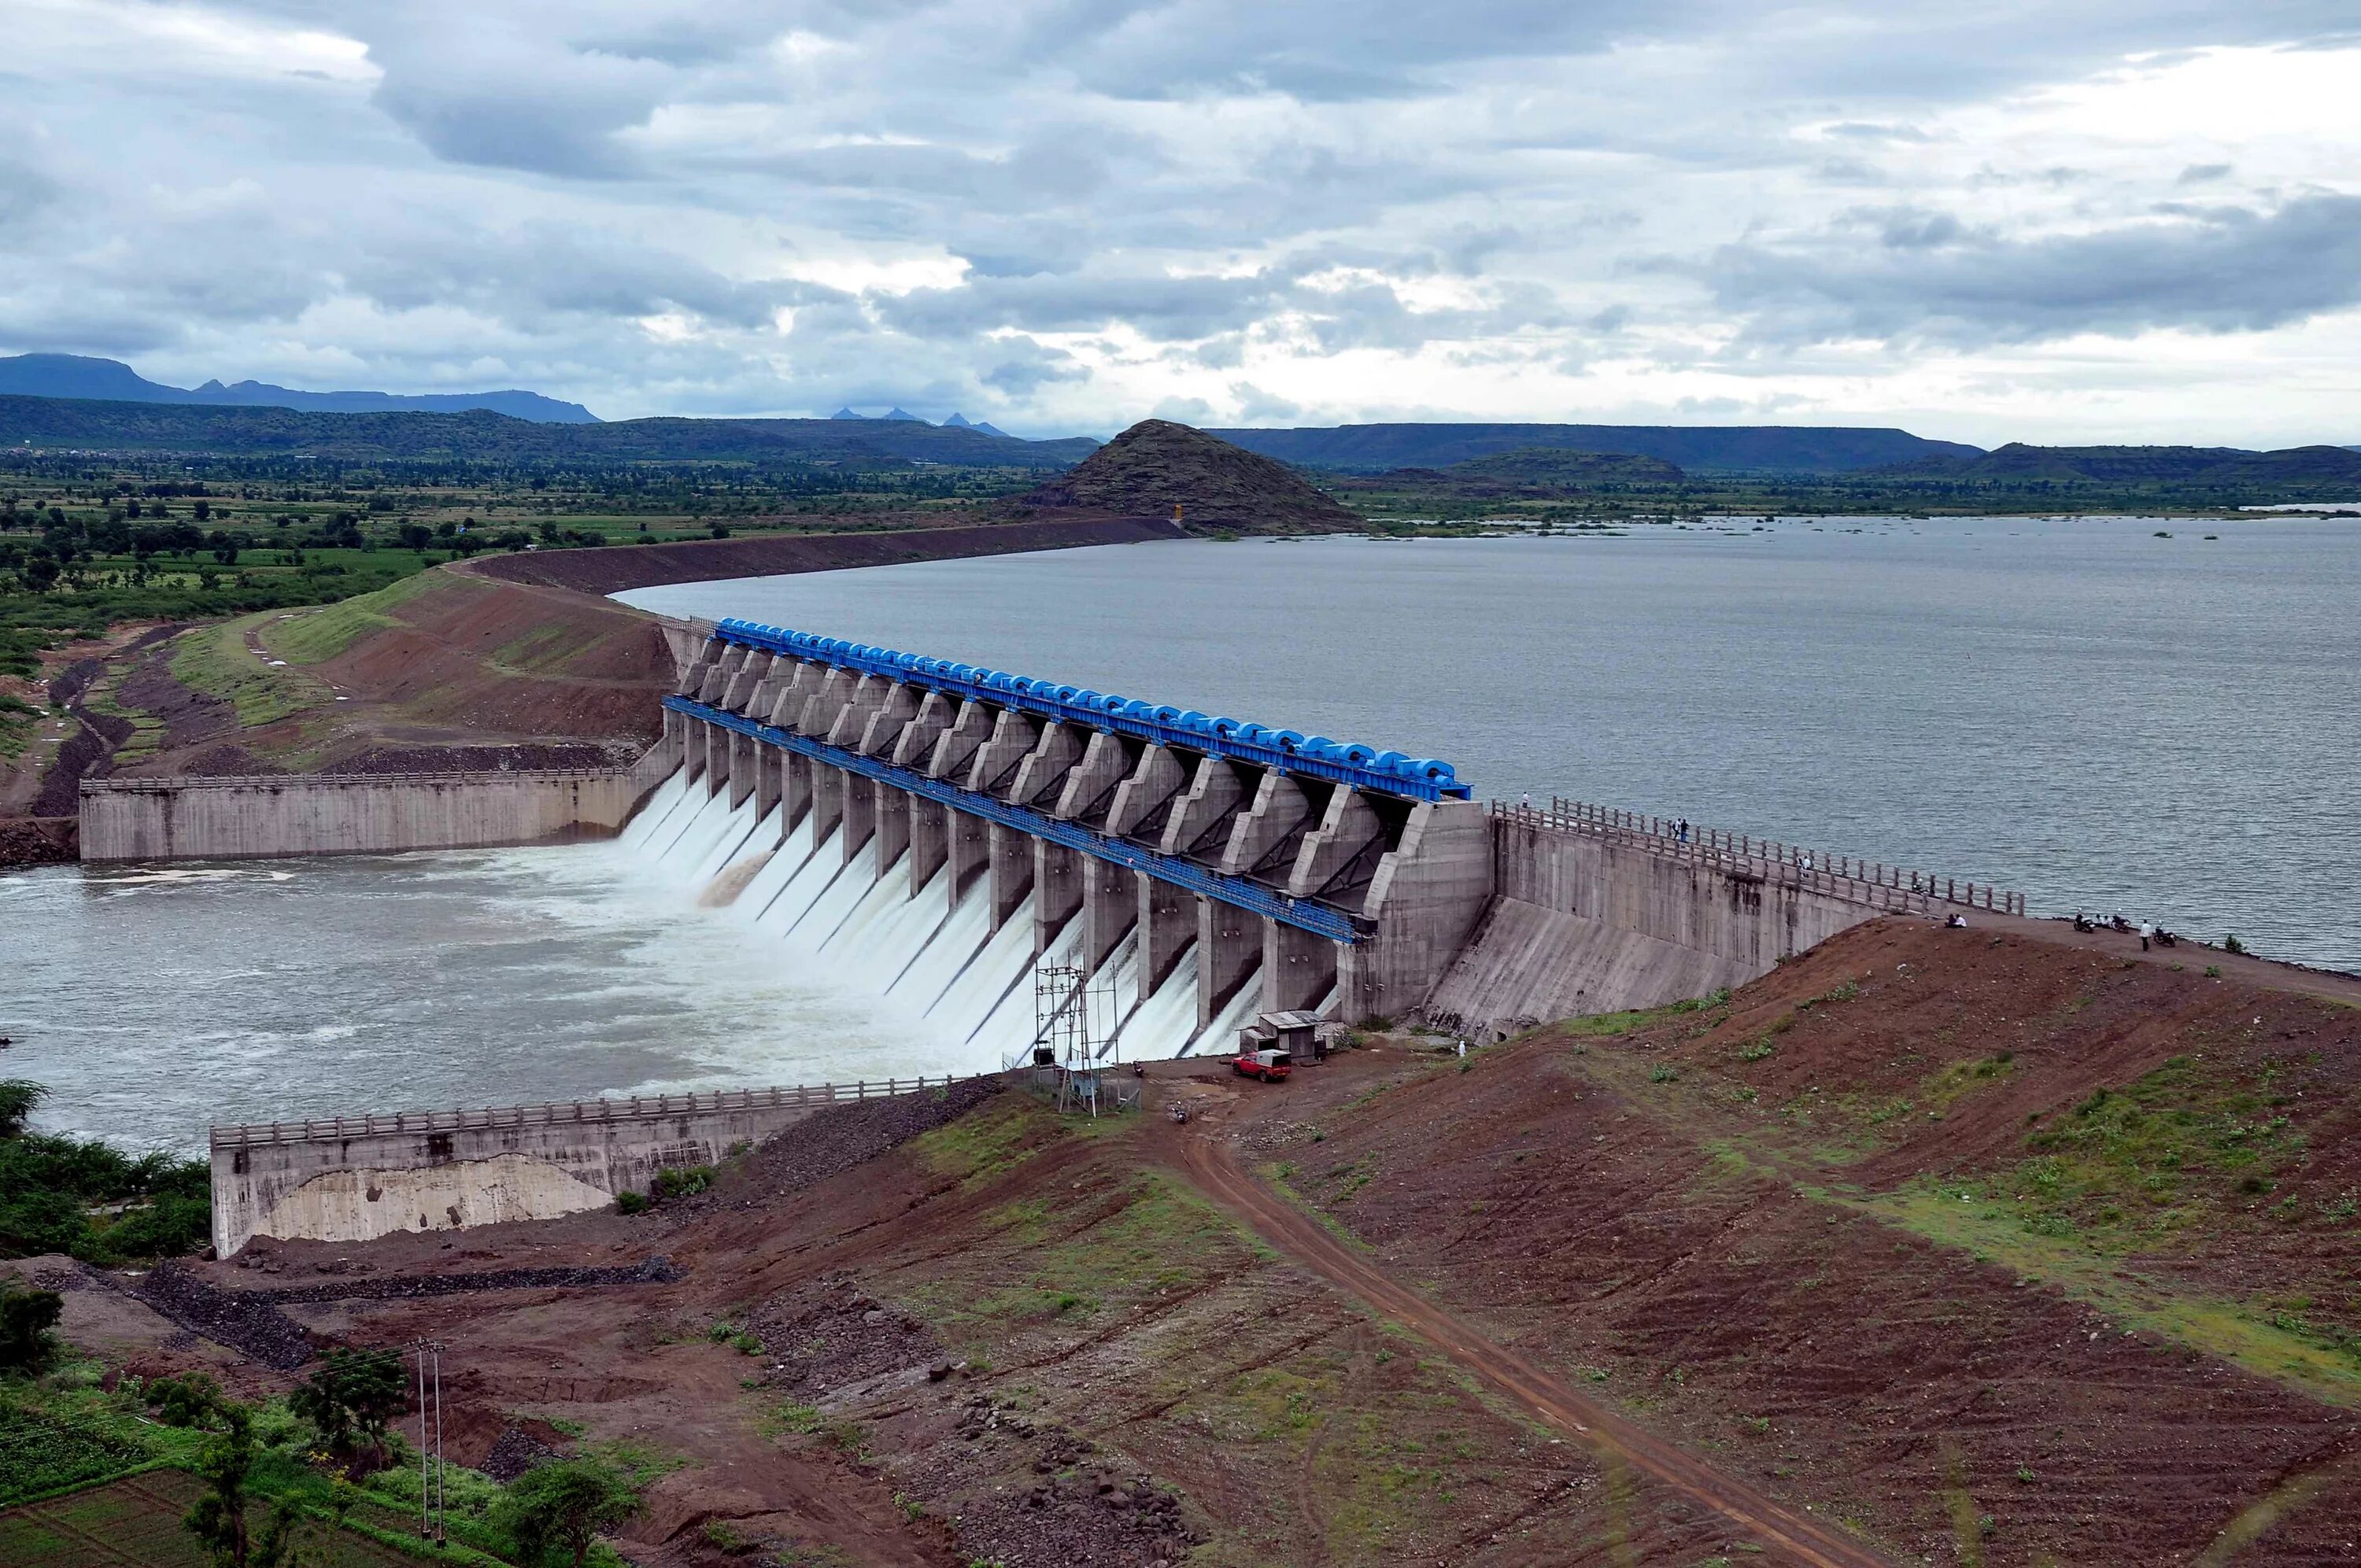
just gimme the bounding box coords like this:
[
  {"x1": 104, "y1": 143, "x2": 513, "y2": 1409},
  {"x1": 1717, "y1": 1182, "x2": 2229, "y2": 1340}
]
[
  {"x1": 0, "y1": 353, "x2": 600, "y2": 423},
  {"x1": 834, "y1": 405, "x2": 1016, "y2": 438},
  {"x1": 0, "y1": 395, "x2": 1098, "y2": 467},
  {"x1": 1210, "y1": 422, "x2": 1985, "y2": 474}
]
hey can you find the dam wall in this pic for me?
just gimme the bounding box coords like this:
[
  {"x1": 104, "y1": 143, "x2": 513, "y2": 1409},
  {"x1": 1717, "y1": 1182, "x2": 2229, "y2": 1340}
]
[
  {"x1": 209, "y1": 1078, "x2": 969, "y2": 1256},
  {"x1": 1426, "y1": 799, "x2": 2019, "y2": 1039},
  {"x1": 650, "y1": 618, "x2": 1493, "y2": 1044},
  {"x1": 79, "y1": 761, "x2": 665, "y2": 861}
]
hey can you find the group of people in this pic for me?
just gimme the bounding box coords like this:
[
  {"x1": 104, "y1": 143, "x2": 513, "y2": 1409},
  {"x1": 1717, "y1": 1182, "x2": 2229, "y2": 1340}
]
[{"x1": 2073, "y1": 910, "x2": 2178, "y2": 950}]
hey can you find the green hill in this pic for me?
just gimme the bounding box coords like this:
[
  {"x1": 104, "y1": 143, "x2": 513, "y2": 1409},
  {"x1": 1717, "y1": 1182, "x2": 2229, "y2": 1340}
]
[{"x1": 0, "y1": 395, "x2": 1097, "y2": 468}]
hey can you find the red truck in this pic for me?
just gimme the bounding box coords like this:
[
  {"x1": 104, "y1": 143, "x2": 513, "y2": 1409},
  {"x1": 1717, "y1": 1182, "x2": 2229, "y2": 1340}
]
[{"x1": 1231, "y1": 1048, "x2": 1291, "y2": 1082}]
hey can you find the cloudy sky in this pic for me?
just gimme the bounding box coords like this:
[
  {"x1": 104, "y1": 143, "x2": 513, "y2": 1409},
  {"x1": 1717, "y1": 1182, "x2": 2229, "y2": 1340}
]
[{"x1": 2, "y1": 1, "x2": 2358, "y2": 443}]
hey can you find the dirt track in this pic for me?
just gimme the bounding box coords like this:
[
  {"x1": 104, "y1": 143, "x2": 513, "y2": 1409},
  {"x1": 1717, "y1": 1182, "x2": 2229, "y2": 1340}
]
[{"x1": 1167, "y1": 1120, "x2": 1890, "y2": 1568}]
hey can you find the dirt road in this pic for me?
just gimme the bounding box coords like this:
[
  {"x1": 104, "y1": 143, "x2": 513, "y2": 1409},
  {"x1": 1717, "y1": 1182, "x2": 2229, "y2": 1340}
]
[{"x1": 1169, "y1": 1123, "x2": 1892, "y2": 1568}]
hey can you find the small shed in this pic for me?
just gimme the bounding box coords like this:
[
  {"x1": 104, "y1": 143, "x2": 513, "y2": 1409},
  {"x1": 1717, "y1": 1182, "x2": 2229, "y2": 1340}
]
[{"x1": 1258, "y1": 1010, "x2": 1325, "y2": 1060}]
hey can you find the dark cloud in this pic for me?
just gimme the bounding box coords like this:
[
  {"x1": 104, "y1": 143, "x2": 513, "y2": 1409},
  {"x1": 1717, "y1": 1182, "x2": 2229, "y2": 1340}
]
[
  {"x1": 1711, "y1": 194, "x2": 2361, "y2": 345},
  {"x1": 2, "y1": 0, "x2": 2357, "y2": 434}
]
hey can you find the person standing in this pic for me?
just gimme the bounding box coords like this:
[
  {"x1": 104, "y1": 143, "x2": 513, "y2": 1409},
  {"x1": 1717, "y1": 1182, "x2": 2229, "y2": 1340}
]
[{"x1": 2138, "y1": 919, "x2": 2153, "y2": 952}]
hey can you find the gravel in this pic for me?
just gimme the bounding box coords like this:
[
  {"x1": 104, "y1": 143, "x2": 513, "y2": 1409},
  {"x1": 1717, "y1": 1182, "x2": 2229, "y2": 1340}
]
[{"x1": 678, "y1": 1076, "x2": 1004, "y2": 1213}]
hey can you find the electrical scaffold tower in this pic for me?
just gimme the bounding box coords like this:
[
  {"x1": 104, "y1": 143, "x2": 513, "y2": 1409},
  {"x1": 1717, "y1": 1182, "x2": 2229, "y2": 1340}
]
[{"x1": 1032, "y1": 962, "x2": 1136, "y2": 1116}]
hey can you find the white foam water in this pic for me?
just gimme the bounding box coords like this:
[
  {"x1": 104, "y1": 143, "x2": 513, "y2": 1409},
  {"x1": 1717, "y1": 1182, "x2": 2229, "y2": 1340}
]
[{"x1": 617, "y1": 768, "x2": 1291, "y2": 1066}]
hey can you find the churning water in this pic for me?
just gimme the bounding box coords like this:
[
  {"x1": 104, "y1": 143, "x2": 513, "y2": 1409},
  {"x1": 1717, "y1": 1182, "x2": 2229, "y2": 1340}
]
[{"x1": 11, "y1": 515, "x2": 2356, "y2": 1153}]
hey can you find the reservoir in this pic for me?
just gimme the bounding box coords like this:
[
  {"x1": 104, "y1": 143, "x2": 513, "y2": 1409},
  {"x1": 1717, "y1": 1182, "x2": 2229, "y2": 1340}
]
[{"x1": 9, "y1": 514, "x2": 2355, "y2": 1152}]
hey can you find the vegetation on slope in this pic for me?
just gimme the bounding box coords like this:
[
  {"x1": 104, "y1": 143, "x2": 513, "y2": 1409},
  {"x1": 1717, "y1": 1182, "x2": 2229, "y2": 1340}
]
[{"x1": 0, "y1": 1082, "x2": 209, "y2": 1265}]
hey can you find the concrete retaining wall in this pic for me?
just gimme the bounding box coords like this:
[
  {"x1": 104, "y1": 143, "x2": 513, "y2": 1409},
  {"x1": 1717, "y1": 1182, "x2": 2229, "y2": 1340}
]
[
  {"x1": 81, "y1": 766, "x2": 661, "y2": 861},
  {"x1": 209, "y1": 1079, "x2": 969, "y2": 1256},
  {"x1": 1426, "y1": 804, "x2": 1997, "y2": 1039}
]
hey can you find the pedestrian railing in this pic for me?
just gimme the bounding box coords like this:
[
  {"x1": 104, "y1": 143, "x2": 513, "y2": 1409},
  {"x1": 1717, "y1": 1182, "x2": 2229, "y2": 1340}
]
[
  {"x1": 1495, "y1": 797, "x2": 2024, "y2": 917},
  {"x1": 209, "y1": 1075, "x2": 985, "y2": 1150},
  {"x1": 87, "y1": 769, "x2": 637, "y2": 793}
]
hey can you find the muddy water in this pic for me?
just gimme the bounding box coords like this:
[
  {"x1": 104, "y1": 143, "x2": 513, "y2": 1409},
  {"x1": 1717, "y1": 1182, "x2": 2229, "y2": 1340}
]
[
  {"x1": 0, "y1": 844, "x2": 965, "y2": 1155},
  {"x1": 622, "y1": 515, "x2": 2361, "y2": 974}
]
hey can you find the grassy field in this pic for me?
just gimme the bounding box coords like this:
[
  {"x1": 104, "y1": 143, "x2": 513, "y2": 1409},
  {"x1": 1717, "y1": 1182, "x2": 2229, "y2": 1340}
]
[
  {"x1": 0, "y1": 1361, "x2": 637, "y2": 1566},
  {"x1": 168, "y1": 612, "x2": 331, "y2": 728}
]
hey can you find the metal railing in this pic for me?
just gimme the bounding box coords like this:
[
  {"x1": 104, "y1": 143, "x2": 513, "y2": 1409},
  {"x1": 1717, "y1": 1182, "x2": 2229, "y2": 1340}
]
[
  {"x1": 210, "y1": 1075, "x2": 982, "y2": 1150},
  {"x1": 86, "y1": 769, "x2": 637, "y2": 792},
  {"x1": 1497, "y1": 797, "x2": 2025, "y2": 917}
]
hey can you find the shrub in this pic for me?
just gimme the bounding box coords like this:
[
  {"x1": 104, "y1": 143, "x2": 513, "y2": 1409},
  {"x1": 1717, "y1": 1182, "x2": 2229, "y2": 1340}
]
[
  {"x1": 288, "y1": 1348, "x2": 407, "y2": 1468},
  {"x1": 493, "y1": 1455, "x2": 645, "y2": 1568},
  {"x1": 145, "y1": 1371, "x2": 224, "y2": 1426},
  {"x1": 651, "y1": 1165, "x2": 715, "y2": 1202},
  {"x1": 615, "y1": 1191, "x2": 649, "y2": 1216},
  {"x1": 0, "y1": 1283, "x2": 62, "y2": 1374}
]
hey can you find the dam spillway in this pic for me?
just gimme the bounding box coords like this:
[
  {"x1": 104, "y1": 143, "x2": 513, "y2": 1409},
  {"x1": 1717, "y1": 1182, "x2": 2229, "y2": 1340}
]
[
  {"x1": 639, "y1": 617, "x2": 1498, "y2": 1059},
  {"x1": 641, "y1": 618, "x2": 2022, "y2": 1057}
]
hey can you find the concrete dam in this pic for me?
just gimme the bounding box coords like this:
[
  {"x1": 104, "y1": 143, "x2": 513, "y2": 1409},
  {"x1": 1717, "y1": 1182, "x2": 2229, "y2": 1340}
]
[
  {"x1": 178, "y1": 613, "x2": 2019, "y2": 1250},
  {"x1": 643, "y1": 618, "x2": 2017, "y2": 1055}
]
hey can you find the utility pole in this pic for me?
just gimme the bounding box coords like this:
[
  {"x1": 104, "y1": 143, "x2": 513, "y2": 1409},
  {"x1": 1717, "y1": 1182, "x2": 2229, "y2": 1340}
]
[{"x1": 413, "y1": 1339, "x2": 447, "y2": 1544}]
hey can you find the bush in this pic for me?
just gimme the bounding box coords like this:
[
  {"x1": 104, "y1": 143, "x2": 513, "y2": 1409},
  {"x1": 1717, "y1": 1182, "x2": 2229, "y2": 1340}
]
[
  {"x1": 0, "y1": 1284, "x2": 62, "y2": 1374},
  {"x1": 650, "y1": 1165, "x2": 714, "y2": 1203},
  {"x1": 288, "y1": 1348, "x2": 407, "y2": 1469},
  {"x1": 492, "y1": 1455, "x2": 645, "y2": 1568},
  {"x1": 615, "y1": 1191, "x2": 649, "y2": 1216},
  {"x1": 0, "y1": 1079, "x2": 212, "y2": 1264},
  {"x1": 145, "y1": 1371, "x2": 224, "y2": 1427}
]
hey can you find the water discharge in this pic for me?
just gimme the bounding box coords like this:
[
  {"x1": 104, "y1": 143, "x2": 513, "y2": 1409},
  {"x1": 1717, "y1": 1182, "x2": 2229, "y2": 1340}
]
[{"x1": 622, "y1": 768, "x2": 1244, "y2": 1073}]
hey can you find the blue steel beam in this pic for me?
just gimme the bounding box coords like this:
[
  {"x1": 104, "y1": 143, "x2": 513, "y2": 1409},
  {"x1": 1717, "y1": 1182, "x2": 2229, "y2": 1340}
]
[
  {"x1": 667, "y1": 695, "x2": 1366, "y2": 944},
  {"x1": 707, "y1": 618, "x2": 1472, "y2": 804}
]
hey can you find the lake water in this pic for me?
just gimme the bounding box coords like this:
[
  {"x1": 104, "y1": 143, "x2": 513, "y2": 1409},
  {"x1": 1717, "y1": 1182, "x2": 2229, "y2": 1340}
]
[
  {"x1": 9, "y1": 513, "x2": 2355, "y2": 1154},
  {"x1": 621, "y1": 515, "x2": 2361, "y2": 975}
]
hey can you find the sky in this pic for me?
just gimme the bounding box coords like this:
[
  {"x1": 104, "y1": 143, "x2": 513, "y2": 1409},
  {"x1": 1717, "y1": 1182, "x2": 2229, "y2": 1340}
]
[{"x1": 1, "y1": 0, "x2": 2357, "y2": 445}]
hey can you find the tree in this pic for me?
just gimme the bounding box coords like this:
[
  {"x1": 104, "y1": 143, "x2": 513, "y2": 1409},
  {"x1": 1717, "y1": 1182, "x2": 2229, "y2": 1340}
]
[
  {"x1": 287, "y1": 1348, "x2": 407, "y2": 1468},
  {"x1": 397, "y1": 522, "x2": 433, "y2": 553},
  {"x1": 493, "y1": 1455, "x2": 645, "y2": 1568},
  {"x1": 0, "y1": 1079, "x2": 42, "y2": 1137},
  {"x1": 183, "y1": 1400, "x2": 301, "y2": 1568},
  {"x1": 0, "y1": 1283, "x2": 62, "y2": 1373}
]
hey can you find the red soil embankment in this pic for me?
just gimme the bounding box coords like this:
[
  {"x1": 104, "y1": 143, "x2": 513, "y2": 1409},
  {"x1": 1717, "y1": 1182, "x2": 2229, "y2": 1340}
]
[
  {"x1": 309, "y1": 572, "x2": 672, "y2": 745},
  {"x1": 1282, "y1": 918, "x2": 2361, "y2": 1566},
  {"x1": 461, "y1": 513, "x2": 1182, "y2": 596}
]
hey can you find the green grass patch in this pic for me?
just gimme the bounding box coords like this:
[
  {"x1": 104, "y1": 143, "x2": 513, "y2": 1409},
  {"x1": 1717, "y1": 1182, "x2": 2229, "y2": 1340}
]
[
  {"x1": 168, "y1": 614, "x2": 329, "y2": 728},
  {"x1": 907, "y1": 1099, "x2": 1047, "y2": 1187},
  {"x1": 1931, "y1": 1054, "x2": 2309, "y2": 1249},
  {"x1": 265, "y1": 570, "x2": 449, "y2": 666},
  {"x1": 0, "y1": 1384, "x2": 197, "y2": 1505},
  {"x1": 0, "y1": 693, "x2": 39, "y2": 758},
  {"x1": 903, "y1": 1170, "x2": 1254, "y2": 1334},
  {"x1": 1846, "y1": 1185, "x2": 2361, "y2": 1404},
  {"x1": 1559, "y1": 991, "x2": 1728, "y2": 1039}
]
